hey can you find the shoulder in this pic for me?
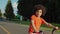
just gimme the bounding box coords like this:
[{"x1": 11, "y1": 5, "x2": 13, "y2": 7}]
[
  {"x1": 30, "y1": 15, "x2": 36, "y2": 20},
  {"x1": 40, "y1": 17, "x2": 46, "y2": 23},
  {"x1": 40, "y1": 17, "x2": 45, "y2": 21},
  {"x1": 31, "y1": 15, "x2": 36, "y2": 17}
]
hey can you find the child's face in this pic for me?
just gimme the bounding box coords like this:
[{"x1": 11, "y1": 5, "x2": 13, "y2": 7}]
[{"x1": 35, "y1": 9, "x2": 42, "y2": 17}]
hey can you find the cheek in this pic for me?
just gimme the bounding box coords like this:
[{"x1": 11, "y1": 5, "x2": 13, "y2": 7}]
[{"x1": 39, "y1": 13, "x2": 42, "y2": 15}]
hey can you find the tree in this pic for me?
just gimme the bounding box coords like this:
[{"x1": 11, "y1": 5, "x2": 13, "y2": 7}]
[
  {"x1": 17, "y1": 0, "x2": 60, "y2": 23},
  {"x1": 17, "y1": 0, "x2": 49, "y2": 18},
  {"x1": 17, "y1": 0, "x2": 33, "y2": 18},
  {"x1": 0, "y1": 9, "x2": 2, "y2": 17},
  {"x1": 5, "y1": 0, "x2": 15, "y2": 19},
  {"x1": 44, "y1": 0, "x2": 60, "y2": 23}
]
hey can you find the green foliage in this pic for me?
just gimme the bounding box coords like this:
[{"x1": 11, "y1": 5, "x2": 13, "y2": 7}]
[
  {"x1": 5, "y1": 0, "x2": 15, "y2": 19},
  {"x1": 17, "y1": 0, "x2": 60, "y2": 23},
  {"x1": 17, "y1": 0, "x2": 34, "y2": 18}
]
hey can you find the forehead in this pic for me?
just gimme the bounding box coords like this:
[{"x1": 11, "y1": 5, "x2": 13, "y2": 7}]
[
  {"x1": 35, "y1": 9, "x2": 43, "y2": 13},
  {"x1": 38, "y1": 10, "x2": 42, "y2": 11},
  {"x1": 36, "y1": 9, "x2": 42, "y2": 12}
]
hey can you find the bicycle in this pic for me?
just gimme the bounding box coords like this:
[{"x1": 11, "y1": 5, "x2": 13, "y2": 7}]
[{"x1": 33, "y1": 28, "x2": 56, "y2": 34}]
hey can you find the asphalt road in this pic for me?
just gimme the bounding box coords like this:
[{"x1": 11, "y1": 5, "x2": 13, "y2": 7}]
[
  {"x1": 0, "y1": 27, "x2": 7, "y2": 34},
  {"x1": 0, "y1": 21, "x2": 60, "y2": 34},
  {"x1": 0, "y1": 21, "x2": 28, "y2": 34}
]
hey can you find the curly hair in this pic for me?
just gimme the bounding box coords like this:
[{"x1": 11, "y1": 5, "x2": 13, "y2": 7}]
[{"x1": 33, "y1": 4, "x2": 46, "y2": 16}]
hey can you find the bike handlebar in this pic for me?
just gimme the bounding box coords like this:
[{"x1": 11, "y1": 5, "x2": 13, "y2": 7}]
[
  {"x1": 33, "y1": 28, "x2": 56, "y2": 34},
  {"x1": 52, "y1": 28, "x2": 56, "y2": 34}
]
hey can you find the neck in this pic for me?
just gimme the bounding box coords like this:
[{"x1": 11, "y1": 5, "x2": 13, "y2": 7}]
[
  {"x1": 36, "y1": 15, "x2": 40, "y2": 18},
  {"x1": 35, "y1": 14, "x2": 41, "y2": 18}
]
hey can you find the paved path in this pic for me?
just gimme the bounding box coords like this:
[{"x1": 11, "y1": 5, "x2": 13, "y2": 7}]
[
  {"x1": 0, "y1": 27, "x2": 7, "y2": 34},
  {"x1": 0, "y1": 21, "x2": 28, "y2": 34}
]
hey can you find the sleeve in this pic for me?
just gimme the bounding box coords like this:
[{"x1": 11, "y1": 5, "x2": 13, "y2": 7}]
[
  {"x1": 41, "y1": 18, "x2": 46, "y2": 24},
  {"x1": 30, "y1": 15, "x2": 35, "y2": 20}
]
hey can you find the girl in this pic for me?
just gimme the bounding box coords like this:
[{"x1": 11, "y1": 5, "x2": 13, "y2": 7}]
[{"x1": 28, "y1": 4, "x2": 58, "y2": 34}]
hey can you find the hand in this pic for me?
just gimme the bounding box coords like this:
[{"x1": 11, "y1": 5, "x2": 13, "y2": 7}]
[
  {"x1": 54, "y1": 27, "x2": 59, "y2": 30},
  {"x1": 33, "y1": 30, "x2": 39, "y2": 34},
  {"x1": 35, "y1": 30, "x2": 39, "y2": 33}
]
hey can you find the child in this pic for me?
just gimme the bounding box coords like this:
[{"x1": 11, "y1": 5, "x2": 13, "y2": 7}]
[{"x1": 28, "y1": 4, "x2": 58, "y2": 34}]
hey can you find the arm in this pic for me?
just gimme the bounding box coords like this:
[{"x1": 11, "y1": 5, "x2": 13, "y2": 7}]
[
  {"x1": 30, "y1": 15, "x2": 39, "y2": 32},
  {"x1": 31, "y1": 20, "x2": 39, "y2": 32},
  {"x1": 43, "y1": 20, "x2": 55, "y2": 28},
  {"x1": 42, "y1": 18, "x2": 58, "y2": 29}
]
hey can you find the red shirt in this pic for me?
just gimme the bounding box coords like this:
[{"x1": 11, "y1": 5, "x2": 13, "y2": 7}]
[{"x1": 29, "y1": 15, "x2": 45, "y2": 33}]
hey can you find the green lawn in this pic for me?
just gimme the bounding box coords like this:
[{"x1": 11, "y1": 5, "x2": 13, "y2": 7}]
[{"x1": 20, "y1": 21, "x2": 60, "y2": 27}]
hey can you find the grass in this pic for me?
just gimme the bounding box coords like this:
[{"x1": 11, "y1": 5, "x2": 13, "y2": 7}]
[
  {"x1": 20, "y1": 21, "x2": 60, "y2": 27},
  {"x1": 20, "y1": 21, "x2": 30, "y2": 25},
  {"x1": 41, "y1": 26, "x2": 60, "y2": 33}
]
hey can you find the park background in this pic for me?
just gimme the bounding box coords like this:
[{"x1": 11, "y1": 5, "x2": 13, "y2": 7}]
[
  {"x1": 0, "y1": 0, "x2": 60, "y2": 34},
  {"x1": 0, "y1": 0, "x2": 60, "y2": 29}
]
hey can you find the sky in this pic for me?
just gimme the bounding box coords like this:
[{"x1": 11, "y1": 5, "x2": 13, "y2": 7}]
[{"x1": 0, "y1": 0, "x2": 18, "y2": 15}]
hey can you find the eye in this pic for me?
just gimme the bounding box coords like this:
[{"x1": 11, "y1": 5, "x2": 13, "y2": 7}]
[
  {"x1": 39, "y1": 11, "x2": 42, "y2": 13},
  {"x1": 39, "y1": 10, "x2": 42, "y2": 13}
]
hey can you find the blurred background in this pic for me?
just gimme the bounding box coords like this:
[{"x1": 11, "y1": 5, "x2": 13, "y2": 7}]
[
  {"x1": 0, "y1": 0, "x2": 60, "y2": 23},
  {"x1": 0, "y1": 0, "x2": 60, "y2": 34}
]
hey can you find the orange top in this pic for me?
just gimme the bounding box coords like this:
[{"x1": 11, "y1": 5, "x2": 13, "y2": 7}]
[{"x1": 29, "y1": 15, "x2": 45, "y2": 33}]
